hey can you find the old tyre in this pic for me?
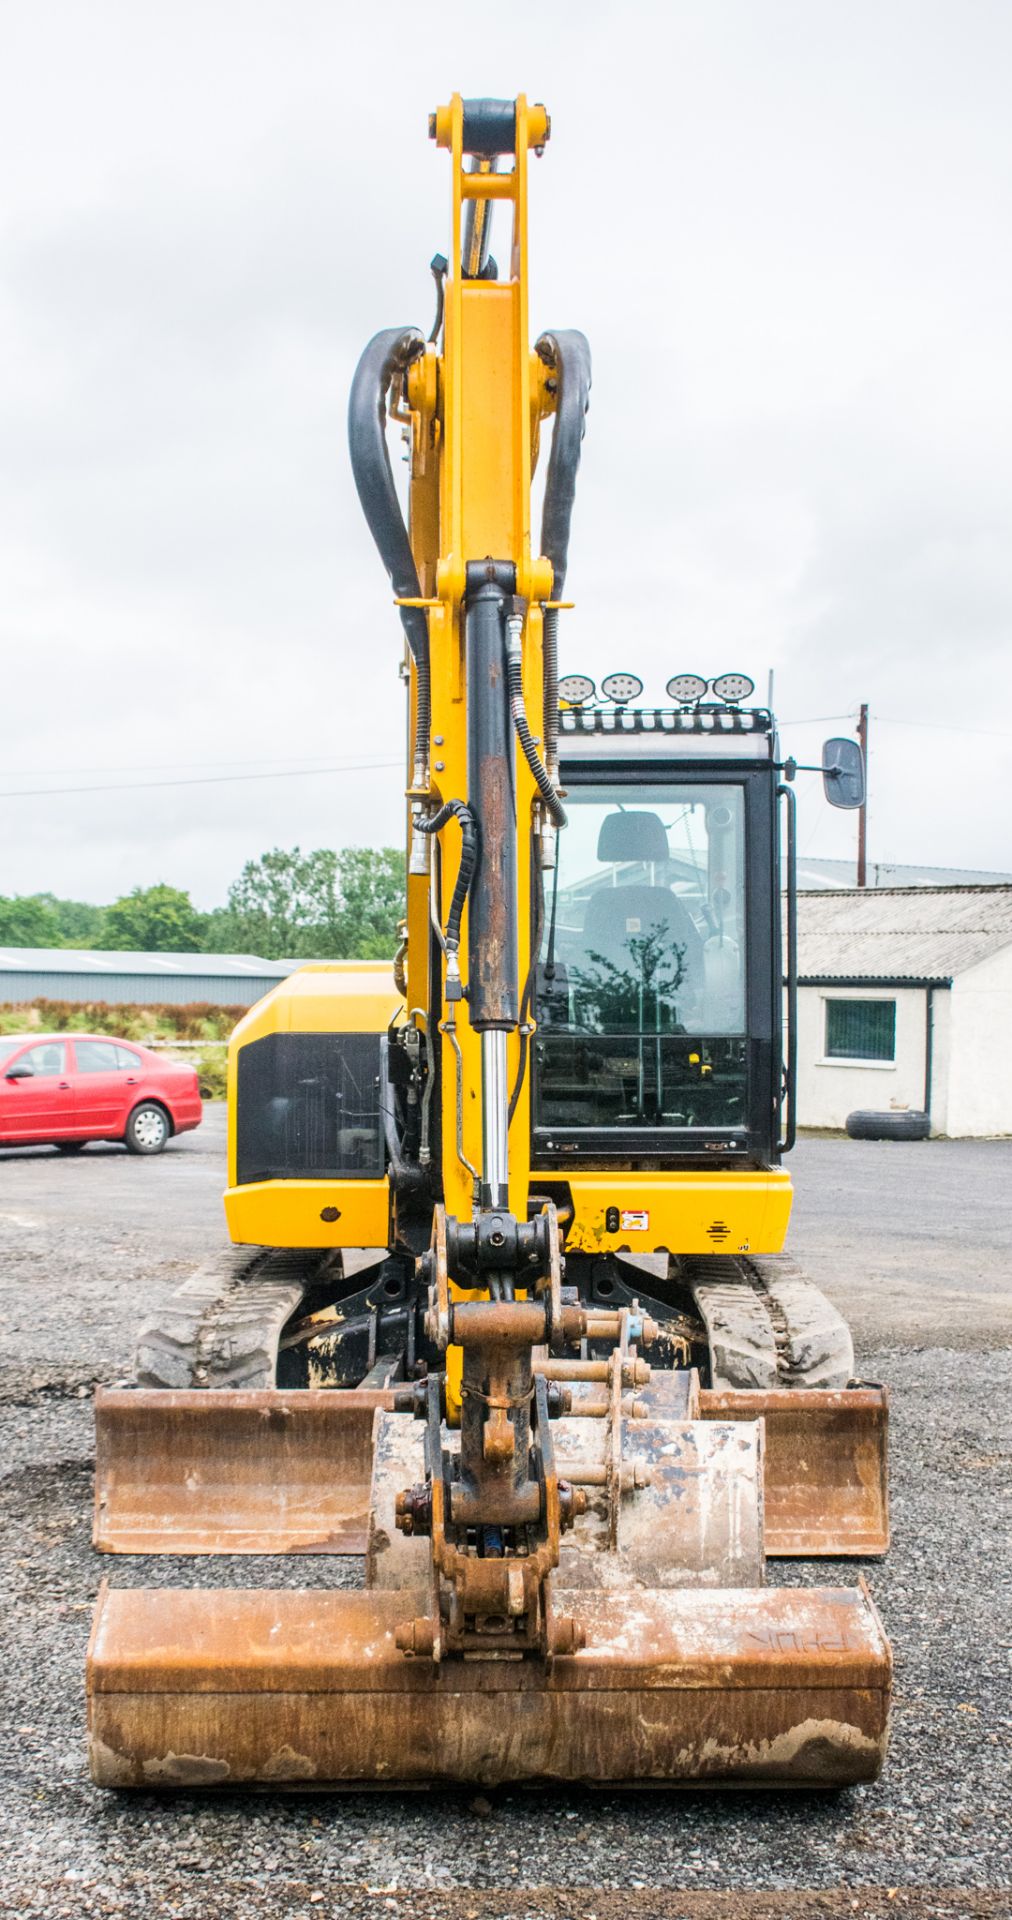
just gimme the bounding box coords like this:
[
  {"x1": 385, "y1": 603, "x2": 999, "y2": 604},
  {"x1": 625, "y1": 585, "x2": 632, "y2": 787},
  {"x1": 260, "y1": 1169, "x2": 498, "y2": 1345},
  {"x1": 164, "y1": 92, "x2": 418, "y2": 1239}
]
[
  {"x1": 125, "y1": 1102, "x2": 170, "y2": 1155},
  {"x1": 846, "y1": 1109, "x2": 930, "y2": 1142}
]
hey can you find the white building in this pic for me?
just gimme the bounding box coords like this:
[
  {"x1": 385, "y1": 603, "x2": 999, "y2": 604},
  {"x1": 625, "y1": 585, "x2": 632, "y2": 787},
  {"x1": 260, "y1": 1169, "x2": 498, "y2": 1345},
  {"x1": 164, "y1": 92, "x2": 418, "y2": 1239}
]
[{"x1": 794, "y1": 886, "x2": 1012, "y2": 1138}]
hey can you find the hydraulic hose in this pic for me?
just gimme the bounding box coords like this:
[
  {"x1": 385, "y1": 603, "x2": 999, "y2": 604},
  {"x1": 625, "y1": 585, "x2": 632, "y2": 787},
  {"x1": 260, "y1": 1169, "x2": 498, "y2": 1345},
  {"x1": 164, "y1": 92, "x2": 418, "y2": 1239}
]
[
  {"x1": 535, "y1": 330, "x2": 592, "y2": 765},
  {"x1": 536, "y1": 329, "x2": 592, "y2": 598},
  {"x1": 542, "y1": 604, "x2": 560, "y2": 782},
  {"x1": 348, "y1": 326, "x2": 431, "y2": 779},
  {"x1": 505, "y1": 622, "x2": 567, "y2": 829},
  {"x1": 413, "y1": 800, "x2": 478, "y2": 979}
]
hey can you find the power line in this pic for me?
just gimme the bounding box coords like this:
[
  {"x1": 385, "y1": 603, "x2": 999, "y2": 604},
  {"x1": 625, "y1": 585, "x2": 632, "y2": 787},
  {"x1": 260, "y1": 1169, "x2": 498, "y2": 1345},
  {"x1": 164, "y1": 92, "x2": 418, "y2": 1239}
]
[
  {"x1": 777, "y1": 711, "x2": 1012, "y2": 742},
  {"x1": 0, "y1": 750, "x2": 391, "y2": 779},
  {"x1": 875, "y1": 714, "x2": 1012, "y2": 742},
  {"x1": 0, "y1": 759, "x2": 403, "y2": 801}
]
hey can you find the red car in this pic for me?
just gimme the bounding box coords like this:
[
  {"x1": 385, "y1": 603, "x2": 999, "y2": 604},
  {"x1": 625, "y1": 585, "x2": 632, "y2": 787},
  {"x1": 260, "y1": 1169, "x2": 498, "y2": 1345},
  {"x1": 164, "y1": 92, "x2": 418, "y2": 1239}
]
[{"x1": 0, "y1": 1033, "x2": 203, "y2": 1154}]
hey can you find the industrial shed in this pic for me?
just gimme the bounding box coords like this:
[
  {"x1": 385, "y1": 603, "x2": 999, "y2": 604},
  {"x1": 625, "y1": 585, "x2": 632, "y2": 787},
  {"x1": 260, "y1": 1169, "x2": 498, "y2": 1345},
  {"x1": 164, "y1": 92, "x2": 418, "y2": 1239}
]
[
  {"x1": 793, "y1": 886, "x2": 1012, "y2": 1138},
  {"x1": 0, "y1": 948, "x2": 297, "y2": 1010}
]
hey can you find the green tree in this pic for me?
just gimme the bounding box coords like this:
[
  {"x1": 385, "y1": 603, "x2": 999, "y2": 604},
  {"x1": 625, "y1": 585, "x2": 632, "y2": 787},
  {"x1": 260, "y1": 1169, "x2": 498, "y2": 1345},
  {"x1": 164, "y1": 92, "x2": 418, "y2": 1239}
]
[
  {"x1": 215, "y1": 846, "x2": 403, "y2": 960},
  {"x1": 33, "y1": 893, "x2": 107, "y2": 946},
  {"x1": 0, "y1": 894, "x2": 63, "y2": 946},
  {"x1": 100, "y1": 884, "x2": 205, "y2": 952},
  {"x1": 330, "y1": 847, "x2": 404, "y2": 959},
  {"x1": 214, "y1": 849, "x2": 318, "y2": 958},
  {"x1": 200, "y1": 904, "x2": 238, "y2": 954}
]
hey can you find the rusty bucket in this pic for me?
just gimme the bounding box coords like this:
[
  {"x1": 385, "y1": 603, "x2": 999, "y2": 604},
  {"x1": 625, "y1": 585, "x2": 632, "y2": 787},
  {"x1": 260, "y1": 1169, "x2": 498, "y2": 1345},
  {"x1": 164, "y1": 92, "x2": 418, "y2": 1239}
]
[{"x1": 87, "y1": 1578, "x2": 891, "y2": 1789}]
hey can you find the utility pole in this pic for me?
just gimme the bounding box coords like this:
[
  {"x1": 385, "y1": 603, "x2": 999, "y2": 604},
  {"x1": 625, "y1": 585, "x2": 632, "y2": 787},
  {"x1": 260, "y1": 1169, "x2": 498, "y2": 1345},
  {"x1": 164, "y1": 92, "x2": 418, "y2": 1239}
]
[{"x1": 856, "y1": 703, "x2": 869, "y2": 888}]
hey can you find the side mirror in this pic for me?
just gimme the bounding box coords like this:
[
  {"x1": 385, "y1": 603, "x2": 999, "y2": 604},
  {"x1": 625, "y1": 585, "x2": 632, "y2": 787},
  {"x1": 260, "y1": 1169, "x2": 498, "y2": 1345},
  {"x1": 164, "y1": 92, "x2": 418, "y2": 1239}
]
[
  {"x1": 5, "y1": 1065, "x2": 33, "y2": 1080},
  {"x1": 822, "y1": 736, "x2": 865, "y2": 810}
]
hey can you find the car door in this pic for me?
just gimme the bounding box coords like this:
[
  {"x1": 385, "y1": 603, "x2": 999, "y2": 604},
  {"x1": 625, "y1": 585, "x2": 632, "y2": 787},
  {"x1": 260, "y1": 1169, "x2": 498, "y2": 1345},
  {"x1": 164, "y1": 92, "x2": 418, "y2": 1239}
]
[
  {"x1": 0, "y1": 1041, "x2": 74, "y2": 1142},
  {"x1": 70, "y1": 1038, "x2": 135, "y2": 1134}
]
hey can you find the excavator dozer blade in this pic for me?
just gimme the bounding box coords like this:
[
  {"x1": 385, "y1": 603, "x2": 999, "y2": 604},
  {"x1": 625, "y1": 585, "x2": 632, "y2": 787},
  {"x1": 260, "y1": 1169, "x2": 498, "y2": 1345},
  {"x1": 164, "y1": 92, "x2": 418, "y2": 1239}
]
[
  {"x1": 94, "y1": 1384, "x2": 888, "y2": 1559},
  {"x1": 701, "y1": 1387, "x2": 889, "y2": 1557},
  {"x1": 87, "y1": 1579, "x2": 891, "y2": 1790},
  {"x1": 94, "y1": 1388, "x2": 393, "y2": 1555}
]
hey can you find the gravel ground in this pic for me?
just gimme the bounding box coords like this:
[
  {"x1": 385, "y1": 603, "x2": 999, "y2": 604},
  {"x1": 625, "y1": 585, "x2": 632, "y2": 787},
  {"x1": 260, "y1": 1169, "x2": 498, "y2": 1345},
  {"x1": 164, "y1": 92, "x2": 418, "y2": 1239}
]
[{"x1": 0, "y1": 1110, "x2": 1009, "y2": 1919}]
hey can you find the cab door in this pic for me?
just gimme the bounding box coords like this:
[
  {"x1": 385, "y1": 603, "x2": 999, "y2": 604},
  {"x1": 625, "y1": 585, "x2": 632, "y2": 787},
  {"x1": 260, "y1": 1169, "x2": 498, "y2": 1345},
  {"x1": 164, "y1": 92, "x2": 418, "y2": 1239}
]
[
  {"x1": 0, "y1": 1041, "x2": 74, "y2": 1142},
  {"x1": 70, "y1": 1038, "x2": 135, "y2": 1134}
]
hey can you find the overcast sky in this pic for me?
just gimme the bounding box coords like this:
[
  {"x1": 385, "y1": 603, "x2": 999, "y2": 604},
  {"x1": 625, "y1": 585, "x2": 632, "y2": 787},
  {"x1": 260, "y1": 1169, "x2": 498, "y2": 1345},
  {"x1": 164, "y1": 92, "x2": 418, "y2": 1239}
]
[{"x1": 2, "y1": 0, "x2": 1010, "y2": 907}]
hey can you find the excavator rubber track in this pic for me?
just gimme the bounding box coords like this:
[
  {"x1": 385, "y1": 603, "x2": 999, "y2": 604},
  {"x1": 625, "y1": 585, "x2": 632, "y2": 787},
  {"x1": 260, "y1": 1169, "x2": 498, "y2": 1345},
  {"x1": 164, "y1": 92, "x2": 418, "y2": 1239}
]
[{"x1": 134, "y1": 1247, "x2": 325, "y2": 1391}]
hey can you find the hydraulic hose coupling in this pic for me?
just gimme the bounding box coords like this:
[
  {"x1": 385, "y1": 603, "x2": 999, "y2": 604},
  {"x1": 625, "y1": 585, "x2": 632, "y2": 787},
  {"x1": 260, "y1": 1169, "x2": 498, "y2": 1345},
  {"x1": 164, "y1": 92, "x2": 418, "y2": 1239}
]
[
  {"x1": 444, "y1": 947, "x2": 464, "y2": 1002},
  {"x1": 409, "y1": 814, "x2": 430, "y2": 876},
  {"x1": 506, "y1": 606, "x2": 524, "y2": 659}
]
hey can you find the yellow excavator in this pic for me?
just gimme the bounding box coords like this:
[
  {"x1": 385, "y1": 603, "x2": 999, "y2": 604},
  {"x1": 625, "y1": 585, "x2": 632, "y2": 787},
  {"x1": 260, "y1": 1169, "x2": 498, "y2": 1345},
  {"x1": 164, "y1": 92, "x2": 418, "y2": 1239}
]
[{"x1": 87, "y1": 93, "x2": 891, "y2": 1790}]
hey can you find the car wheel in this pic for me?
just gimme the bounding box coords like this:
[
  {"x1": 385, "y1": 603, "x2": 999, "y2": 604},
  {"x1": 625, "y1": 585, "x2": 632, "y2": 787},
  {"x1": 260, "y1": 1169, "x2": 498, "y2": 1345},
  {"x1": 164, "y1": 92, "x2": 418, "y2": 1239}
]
[
  {"x1": 846, "y1": 1108, "x2": 931, "y2": 1141},
  {"x1": 56, "y1": 1142, "x2": 87, "y2": 1154},
  {"x1": 125, "y1": 1102, "x2": 170, "y2": 1155}
]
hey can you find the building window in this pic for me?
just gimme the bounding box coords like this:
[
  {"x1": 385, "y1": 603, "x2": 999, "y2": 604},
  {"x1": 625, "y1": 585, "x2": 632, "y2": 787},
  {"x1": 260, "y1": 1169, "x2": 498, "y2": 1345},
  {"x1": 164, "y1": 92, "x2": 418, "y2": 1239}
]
[{"x1": 825, "y1": 998, "x2": 896, "y2": 1062}]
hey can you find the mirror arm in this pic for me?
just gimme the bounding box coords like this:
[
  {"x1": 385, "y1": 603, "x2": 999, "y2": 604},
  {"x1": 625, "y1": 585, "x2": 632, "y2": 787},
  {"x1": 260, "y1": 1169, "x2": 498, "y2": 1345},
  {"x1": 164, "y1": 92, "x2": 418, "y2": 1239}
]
[{"x1": 772, "y1": 758, "x2": 839, "y2": 779}]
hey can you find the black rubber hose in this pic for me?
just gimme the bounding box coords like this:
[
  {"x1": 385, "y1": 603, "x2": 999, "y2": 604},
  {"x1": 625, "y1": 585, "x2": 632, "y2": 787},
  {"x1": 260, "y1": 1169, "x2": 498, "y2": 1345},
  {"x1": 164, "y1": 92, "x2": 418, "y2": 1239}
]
[
  {"x1": 413, "y1": 799, "x2": 477, "y2": 954},
  {"x1": 348, "y1": 326, "x2": 431, "y2": 766},
  {"x1": 536, "y1": 328, "x2": 592, "y2": 600},
  {"x1": 542, "y1": 604, "x2": 560, "y2": 777},
  {"x1": 506, "y1": 649, "x2": 566, "y2": 829},
  {"x1": 536, "y1": 330, "x2": 591, "y2": 764}
]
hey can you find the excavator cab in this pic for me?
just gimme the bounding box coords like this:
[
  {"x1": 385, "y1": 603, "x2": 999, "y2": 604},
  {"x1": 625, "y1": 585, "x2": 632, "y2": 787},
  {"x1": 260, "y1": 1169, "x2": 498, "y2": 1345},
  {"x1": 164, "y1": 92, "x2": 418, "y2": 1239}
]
[{"x1": 87, "y1": 93, "x2": 891, "y2": 1792}]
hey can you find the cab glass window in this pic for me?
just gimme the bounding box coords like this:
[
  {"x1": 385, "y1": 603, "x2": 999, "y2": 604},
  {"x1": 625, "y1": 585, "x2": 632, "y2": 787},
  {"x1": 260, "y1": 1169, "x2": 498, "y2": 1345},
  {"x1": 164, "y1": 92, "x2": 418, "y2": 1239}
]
[
  {"x1": 115, "y1": 1046, "x2": 142, "y2": 1070},
  {"x1": 535, "y1": 781, "x2": 747, "y2": 1134}
]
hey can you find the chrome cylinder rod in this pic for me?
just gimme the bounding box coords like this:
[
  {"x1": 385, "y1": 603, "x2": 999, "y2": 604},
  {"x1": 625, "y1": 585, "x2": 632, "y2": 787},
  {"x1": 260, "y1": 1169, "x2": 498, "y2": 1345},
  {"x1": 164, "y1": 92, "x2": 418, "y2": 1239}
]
[{"x1": 481, "y1": 1028, "x2": 510, "y2": 1210}]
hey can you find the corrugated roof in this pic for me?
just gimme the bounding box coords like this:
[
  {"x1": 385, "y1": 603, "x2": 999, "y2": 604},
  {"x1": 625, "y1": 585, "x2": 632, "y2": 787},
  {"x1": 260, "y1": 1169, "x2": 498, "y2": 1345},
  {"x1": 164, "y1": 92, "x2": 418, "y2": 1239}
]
[
  {"x1": 796, "y1": 885, "x2": 1012, "y2": 981},
  {"x1": 0, "y1": 947, "x2": 297, "y2": 978},
  {"x1": 796, "y1": 857, "x2": 1012, "y2": 889}
]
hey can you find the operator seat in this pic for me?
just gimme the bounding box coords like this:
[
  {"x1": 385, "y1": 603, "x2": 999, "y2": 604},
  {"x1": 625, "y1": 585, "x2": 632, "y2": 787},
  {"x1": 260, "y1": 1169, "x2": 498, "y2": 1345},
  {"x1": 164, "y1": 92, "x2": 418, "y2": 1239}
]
[{"x1": 580, "y1": 810, "x2": 704, "y2": 991}]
